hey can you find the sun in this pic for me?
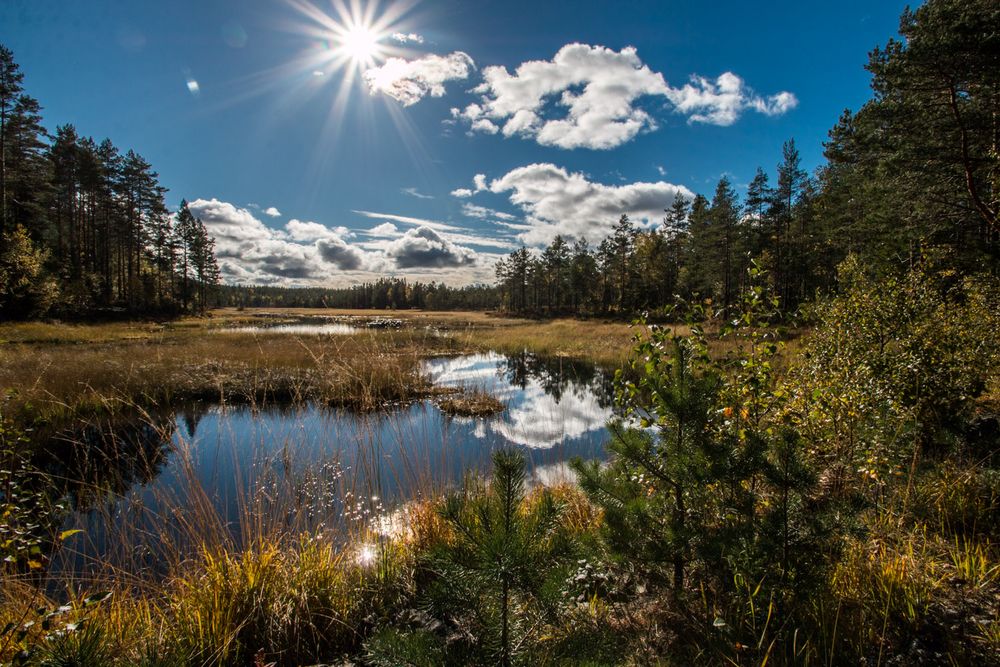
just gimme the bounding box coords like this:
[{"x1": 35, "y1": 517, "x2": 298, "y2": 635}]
[{"x1": 339, "y1": 23, "x2": 382, "y2": 64}]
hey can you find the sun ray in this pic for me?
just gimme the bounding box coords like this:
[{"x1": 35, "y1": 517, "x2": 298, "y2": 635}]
[{"x1": 187, "y1": 0, "x2": 434, "y2": 207}]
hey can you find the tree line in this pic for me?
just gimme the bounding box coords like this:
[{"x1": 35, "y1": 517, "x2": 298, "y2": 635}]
[
  {"x1": 496, "y1": 0, "x2": 999, "y2": 317},
  {"x1": 0, "y1": 46, "x2": 220, "y2": 319},
  {"x1": 493, "y1": 139, "x2": 825, "y2": 318},
  {"x1": 215, "y1": 278, "x2": 499, "y2": 311}
]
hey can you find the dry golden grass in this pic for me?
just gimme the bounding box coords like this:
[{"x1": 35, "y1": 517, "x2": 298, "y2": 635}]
[
  {"x1": 437, "y1": 388, "x2": 506, "y2": 417},
  {"x1": 0, "y1": 326, "x2": 462, "y2": 421},
  {"x1": 450, "y1": 318, "x2": 645, "y2": 368},
  {"x1": 0, "y1": 310, "x2": 803, "y2": 422},
  {"x1": 0, "y1": 310, "x2": 640, "y2": 422}
]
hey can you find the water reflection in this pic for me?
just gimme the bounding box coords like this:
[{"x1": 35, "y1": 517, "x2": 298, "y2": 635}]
[
  {"x1": 42, "y1": 352, "x2": 615, "y2": 574},
  {"x1": 40, "y1": 413, "x2": 175, "y2": 510},
  {"x1": 218, "y1": 323, "x2": 360, "y2": 335},
  {"x1": 422, "y1": 352, "x2": 615, "y2": 448}
]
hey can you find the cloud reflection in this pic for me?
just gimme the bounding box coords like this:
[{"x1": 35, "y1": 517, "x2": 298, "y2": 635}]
[{"x1": 422, "y1": 353, "x2": 613, "y2": 449}]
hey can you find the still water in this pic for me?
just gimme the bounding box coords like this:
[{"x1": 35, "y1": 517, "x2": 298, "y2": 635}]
[
  {"x1": 47, "y1": 352, "x2": 616, "y2": 574},
  {"x1": 217, "y1": 322, "x2": 361, "y2": 335}
]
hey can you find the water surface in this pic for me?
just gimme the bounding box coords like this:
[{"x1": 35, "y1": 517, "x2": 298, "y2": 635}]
[
  {"x1": 218, "y1": 322, "x2": 361, "y2": 335},
  {"x1": 47, "y1": 352, "x2": 615, "y2": 574}
]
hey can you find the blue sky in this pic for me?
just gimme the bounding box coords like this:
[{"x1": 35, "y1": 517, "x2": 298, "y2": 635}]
[{"x1": 2, "y1": 0, "x2": 911, "y2": 285}]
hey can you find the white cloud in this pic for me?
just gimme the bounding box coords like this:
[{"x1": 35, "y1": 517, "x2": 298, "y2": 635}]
[
  {"x1": 482, "y1": 163, "x2": 695, "y2": 246},
  {"x1": 352, "y1": 209, "x2": 462, "y2": 232},
  {"x1": 285, "y1": 219, "x2": 352, "y2": 242},
  {"x1": 665, "y1": 72, "x2": 799, "y2": 126},
  {"x1": 188, "y1": 198, "x2": 273, "y2": 248},
  {"x1": 401, "y1": 187, "x2": 434, "y2": 200},
  {"x1": 263, "y1": 206, "x2": 281, "y2": 217},
  {"x1": 188, "y1": 198, "x2": 511, "y2": 285},
  {"x1": 366, "y1": 222, "x2": 400, "y2": 237},
  {"x1": 364, "y1": 52, "x2": 475, "y2": 106},
  {"x1": 451, "y1": 174, "x2": 489, "y2": 198},
  {"x1": 186, "y1": 200, "x2": 379, "y2": 284},
  {"x1": 455, "y1": 43, "x2": 797, "y2": 149},
  {"x1": 461, "y1": 202, "x2": 517, "y2": 222},
  {"x1": 391, "y1": 32, "x2": 424, "y2": 44}
]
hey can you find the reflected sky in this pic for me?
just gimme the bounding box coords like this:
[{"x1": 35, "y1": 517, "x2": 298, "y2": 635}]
[
  {"x1": 218, "y1": 322, "x2": 361, "y2": 335},
  {"x1": 55, "y1": 352, "x2": 614, "y2": 575},
  {"x1": 422, "y1": 352, "x2": 613, "y2": 448}
]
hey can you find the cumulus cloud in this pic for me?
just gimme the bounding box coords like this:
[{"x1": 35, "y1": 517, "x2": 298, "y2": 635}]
[
  {"x1": 237, "y1": 237, "x2": 321, "y2": 280},
  {"x1": 364, "y1": 52, "x2": 475, "y2": 106},
  {"x1": 285, "y1": 219, "x2": 352, "y2": 242},
  {"x1": 316, "y1": 236, "x2": 368, "y2": 270},
  {"x1": 384, "y1": 226, "x2": 478, "y2": 268},
  {"x1": 188, "y1": 198, "x2": 273, "y2": 250},
  {"x1": 366, "y1": 222, "x2": 400, "y2": 237},
  {"x1": 454, "y1": 43, "x2": 797, "y2": 149},
  {"x1": 263, "y1": 206, "x2": 281, "y2": 217},
  {"x1": 451, "y1": 174, "x2": 489, "y2": 198},
  {"x1": 188, "y1": 199, "x2": 374, "y2": 283},
  {"x1": 188, "y1": 199, "x2": 503, "y2": 284},
  {"x1": 391, "y1": 32, "x2": 424, "y2": 44},
  {"x1": 666, "y1": 72, "x2": 799, "y2": 126},
  {"x1": 480, "y1": 164, "x2": 694, "y2": 246}
]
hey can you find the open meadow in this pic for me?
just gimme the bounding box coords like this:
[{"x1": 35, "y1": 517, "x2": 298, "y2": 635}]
[{"x1": 0, "y1": 309, "x2": 643, "y2": 423}]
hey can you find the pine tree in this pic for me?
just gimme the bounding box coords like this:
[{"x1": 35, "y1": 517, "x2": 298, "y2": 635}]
[
  {"x1": 609, "y1": 214, "x2": 638, "y2": 312},
  {"x1": 569, "y1": 238, "x2": 597, "y2": 312},
  {"x1": 573, "y1": 323, "x2": 719, "y2": 593},
  {"x1": 426, "y1": 450, "x2": 564, "y2": 666},
  {"x1": 0, "y1": 45, "x2": 25, "y2": 236},
  {"x1": 175, "y1": 200, "x2": 198, "y2": 311},
  {"x1": 541, "y1": 234, "x2": 570, "y2": 311},
  {"x1": 773, "y1": 139, "x2": 808, "y2": 306},
  {"x1": 710, "y1": 176, "x2": 742, "y2": 316},
  {"x1": 684, "y1": 194, "x2": 714, "y2": 301}
]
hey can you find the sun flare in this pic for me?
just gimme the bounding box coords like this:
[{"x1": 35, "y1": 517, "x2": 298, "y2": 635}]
[{"x1": 339, "y1": 23, "x2": 382, "y2": 63}]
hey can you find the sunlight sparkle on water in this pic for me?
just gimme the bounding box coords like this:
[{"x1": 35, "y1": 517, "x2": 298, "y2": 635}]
[{"x1": 356, "y1": 542, "x2": 378, "y2": 567}]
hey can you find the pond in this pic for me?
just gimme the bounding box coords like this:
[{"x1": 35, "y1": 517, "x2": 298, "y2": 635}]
[
  {"x1": 43, "y1": 352, "x2": 617, "y2": 576},
  {"x1": 215, "y1": 316, "x2": 405, "y2": 336},
  {"x1": 217, "y1": 322, "x2": 362, "y2": 335}
]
